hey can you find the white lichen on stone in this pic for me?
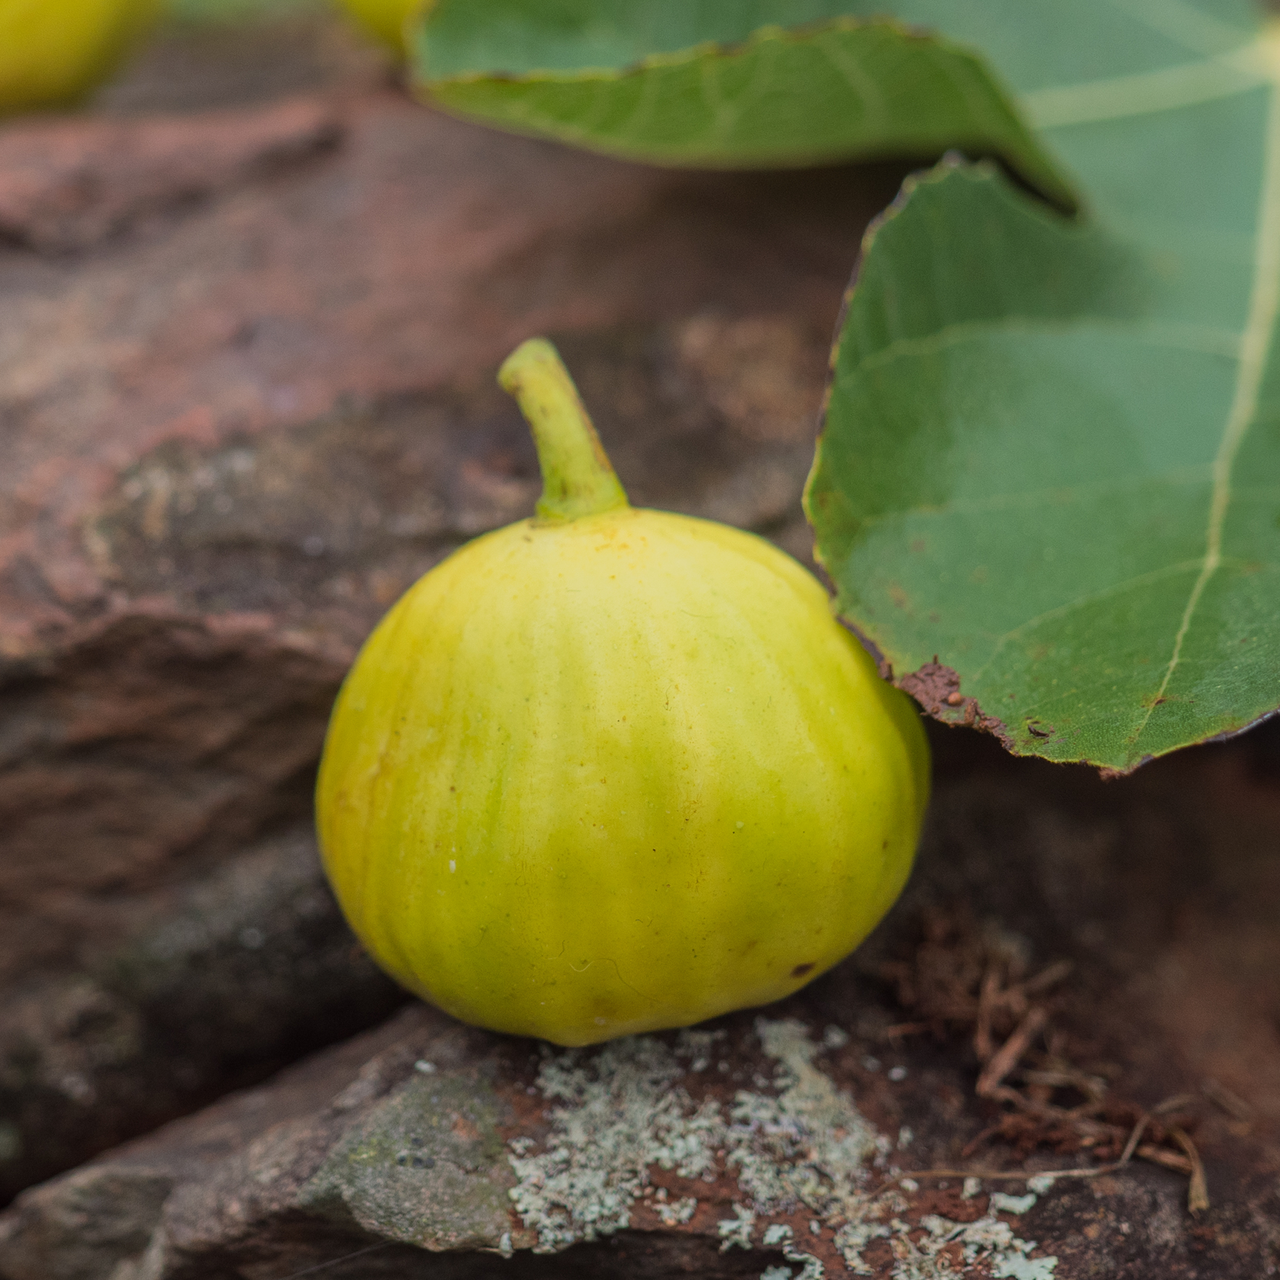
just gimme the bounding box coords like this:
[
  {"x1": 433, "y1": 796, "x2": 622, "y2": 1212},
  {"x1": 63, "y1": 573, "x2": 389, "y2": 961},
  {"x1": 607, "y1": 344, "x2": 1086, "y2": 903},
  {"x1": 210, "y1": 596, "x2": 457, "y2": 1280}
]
[
  {"x1": 726, "y1": 1018, "x2": 879, "y2": 1215},
  {"x1": 883, "y1": 1212, "x2": 1057, "y2": 1279},
  {"x1": 506, "y1": 1020, "x2": 877, "y2": 1252},
  {"x1": 835, "y1": 1216, "x2": 894, "y2": 1274},
  {"x1": 783, "y1": 1243, "x2": 826, "y2": 1278},
  {"x1": 947, "y1": 1213, "x2": 1017, "y2": 1260},
  {"x1": 761, "y1": 1268, "x2": 794, "y2": 1280},
  {"x1": 655, "y1": 1195, "x2": 698, "y2": 1226},
  {"x1": 507, "y1": 1031, "x2": 723, "y2": 1251},
  {"x1": 719, "y1": 1203, "x2": 756, "y2": 1250},
  {"x1": 991, "y1": 1257, "x2": 1059, "y2": 1280},
  {"x1": 989, "y1": 1192, "x2": 1037, "y2": 1216},
  {"x1": 505, "y1": 1017, "x2": 1059, "y2": 1276}
]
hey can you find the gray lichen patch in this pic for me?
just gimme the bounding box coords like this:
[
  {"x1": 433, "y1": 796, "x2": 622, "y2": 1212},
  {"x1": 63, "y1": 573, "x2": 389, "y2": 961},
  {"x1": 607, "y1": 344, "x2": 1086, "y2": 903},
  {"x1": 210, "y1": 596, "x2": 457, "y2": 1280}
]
[
  {"x1": 726, "y1": 1018, "x2": 879, "y2": 1215},
  {"x1": 885, "y1": 1212, "x2": 1058, "y2": 1280},
  {"x1": 506, "y1": 1017, "x2": 1060, "y2": 1277},
  {"x1": 508, "y1": 1029, "x2": 724, "y2": 1252},
  {"x1": 506, "y1": 1018, "x2": 883, "y2": 1254},
  {"x1": 832, "y1": 1197, "x2": 1058, "y2": 1278}
]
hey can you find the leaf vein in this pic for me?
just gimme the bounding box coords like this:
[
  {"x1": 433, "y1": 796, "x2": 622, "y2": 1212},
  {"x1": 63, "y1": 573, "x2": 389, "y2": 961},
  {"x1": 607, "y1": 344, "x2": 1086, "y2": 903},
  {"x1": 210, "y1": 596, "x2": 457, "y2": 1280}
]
[
  {"x1": 814, "y1": 33, "x2": 888, "y2": 133},
  {"x1": 1132, "y1": 57, "x2": 1280, "y2": 744},
  {"x1": 853, "y1": 466, "x2": 1213, "y2": 524},
  {"x1": 968, "y1": 558, "x2": 1204, "y2": 685},
  {"x1": 843, "y1": 317, "x2": 1242, "y2": 377},
  {"x1": 1024, "y1": 40, "x2": 1265, "y2": 129}
]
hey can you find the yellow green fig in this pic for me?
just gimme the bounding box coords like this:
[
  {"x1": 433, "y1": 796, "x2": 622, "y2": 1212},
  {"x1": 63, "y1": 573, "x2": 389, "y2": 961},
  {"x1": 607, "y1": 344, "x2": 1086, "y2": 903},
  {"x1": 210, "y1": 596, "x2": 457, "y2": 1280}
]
[
  {"x1": 336, "y1": 0, "x2": 419, "y2": 53},
  {"x1": 316, "y1": 339, "x2": 929, "y2": 1046},
  {"x1": 0, "y1": 0, "x2": 159, "y2": 113}
]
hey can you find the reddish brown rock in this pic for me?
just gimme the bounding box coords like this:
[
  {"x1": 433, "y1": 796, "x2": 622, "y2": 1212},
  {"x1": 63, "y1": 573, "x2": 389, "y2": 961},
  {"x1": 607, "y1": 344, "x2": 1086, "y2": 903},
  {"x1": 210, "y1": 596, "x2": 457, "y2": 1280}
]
[
  {"x1": 0, "y1": 818, "x2": 406, "y2": 1203},
  {"x1": 0, "y1": 96, "x2": 342, "y2": 252}
]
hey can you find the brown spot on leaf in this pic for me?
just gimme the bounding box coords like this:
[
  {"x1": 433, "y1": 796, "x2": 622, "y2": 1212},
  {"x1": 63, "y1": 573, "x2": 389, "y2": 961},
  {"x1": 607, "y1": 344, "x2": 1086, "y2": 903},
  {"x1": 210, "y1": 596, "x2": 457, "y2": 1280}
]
[
  {"x1": 896, "y1": 659, "x2": 1016, "y2": 751},
  {"x1": 791, "y1": 962, "x2": 815, "y2": 978},
  {"x1": 898, "y1": 658, "x2": 960, "y2": 712}
]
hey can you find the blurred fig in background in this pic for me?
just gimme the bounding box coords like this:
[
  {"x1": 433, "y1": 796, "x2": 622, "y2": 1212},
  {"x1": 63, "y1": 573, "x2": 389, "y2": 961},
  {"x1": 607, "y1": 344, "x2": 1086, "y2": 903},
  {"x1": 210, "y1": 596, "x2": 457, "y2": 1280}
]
[
  {"x1": 0, "y1": 0, "x2": 161, "y2": 111},
  {"x1": 337, "y1": 0, "x2": 417, "y2": 53}
]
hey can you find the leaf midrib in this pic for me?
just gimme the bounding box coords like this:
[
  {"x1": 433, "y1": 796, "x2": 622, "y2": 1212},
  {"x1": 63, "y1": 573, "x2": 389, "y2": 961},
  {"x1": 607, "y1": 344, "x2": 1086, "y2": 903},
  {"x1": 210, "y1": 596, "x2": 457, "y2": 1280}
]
[
  {"x1": 1023, "y1": 36, "x2": 1266, "y2": 129},
  {"x1": 848, "y1": 466, "x2": 1214, "y2": 525},
  {"x1": 840, "y1": 317, "x2": 1243, "y2": 377},
  {"x1": 1131, "y1": 40, "x2": 1280, "y2": 745}
]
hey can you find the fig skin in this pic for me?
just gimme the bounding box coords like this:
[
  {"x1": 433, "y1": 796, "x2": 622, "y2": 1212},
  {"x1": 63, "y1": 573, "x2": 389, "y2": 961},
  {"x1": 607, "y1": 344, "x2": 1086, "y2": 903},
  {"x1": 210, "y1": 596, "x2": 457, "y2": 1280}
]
[
  {"x1": 337, "y1": 0, "x2": 419, "y2": 52},
  {"x1": 317, "y1": 340, "x2": 929, "y2": 1046},
  {"x1": 1, "y1": 0, "x2": 159, "y2": 113}
]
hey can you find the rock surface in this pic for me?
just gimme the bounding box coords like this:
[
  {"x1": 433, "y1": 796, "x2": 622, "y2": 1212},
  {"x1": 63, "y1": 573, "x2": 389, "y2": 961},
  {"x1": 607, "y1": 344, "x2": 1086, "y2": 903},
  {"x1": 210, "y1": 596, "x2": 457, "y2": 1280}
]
[
  {"x1": 0, "y1": 8, "x2": 900, "y2": 1193},
  {"x1": 3, "y1": 723, "x2": 1278, "y2": 1279},
  {"x1": 0, "y1": 823, "x2": 404, "y2": 1200}
]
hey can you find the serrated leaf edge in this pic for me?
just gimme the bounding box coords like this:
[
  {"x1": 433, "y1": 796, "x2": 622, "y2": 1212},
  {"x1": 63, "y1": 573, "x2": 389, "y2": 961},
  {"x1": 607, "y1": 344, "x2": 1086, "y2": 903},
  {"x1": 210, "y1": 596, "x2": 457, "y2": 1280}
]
[{"x1": 412, "y1": 15, "x2": 1070, "y2": 199}]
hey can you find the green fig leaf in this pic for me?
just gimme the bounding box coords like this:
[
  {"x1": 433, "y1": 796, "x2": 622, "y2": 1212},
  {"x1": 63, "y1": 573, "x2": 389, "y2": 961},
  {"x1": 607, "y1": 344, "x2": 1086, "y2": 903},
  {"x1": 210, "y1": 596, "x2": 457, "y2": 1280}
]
[
  {"x1": 807, "y1": 2, "x2": 1280, "y2": 771},
  {"x1": 410, "y1": 0, "x2": 1073, "y2": 205}
]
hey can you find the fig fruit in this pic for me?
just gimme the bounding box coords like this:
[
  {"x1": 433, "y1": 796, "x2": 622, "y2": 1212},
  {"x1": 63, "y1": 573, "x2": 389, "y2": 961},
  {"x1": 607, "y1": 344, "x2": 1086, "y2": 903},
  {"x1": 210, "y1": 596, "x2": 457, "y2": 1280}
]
[
  {"x1": 337, "y1": 0, "x2": 418, "y2": 53},
  {"x1": 0, "y1": 0, "x2": 159, "y2": 113},
  {"x1": 317, "y1": 339, "x2": 929, "y2": 1046}
]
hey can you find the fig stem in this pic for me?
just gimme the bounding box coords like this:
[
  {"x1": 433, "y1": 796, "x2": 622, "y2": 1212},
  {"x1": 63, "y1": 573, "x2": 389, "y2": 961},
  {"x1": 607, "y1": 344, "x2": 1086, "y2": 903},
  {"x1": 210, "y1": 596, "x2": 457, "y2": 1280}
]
[{"x1": 499, "y1": 338, "x2": 630, "y2": 521}]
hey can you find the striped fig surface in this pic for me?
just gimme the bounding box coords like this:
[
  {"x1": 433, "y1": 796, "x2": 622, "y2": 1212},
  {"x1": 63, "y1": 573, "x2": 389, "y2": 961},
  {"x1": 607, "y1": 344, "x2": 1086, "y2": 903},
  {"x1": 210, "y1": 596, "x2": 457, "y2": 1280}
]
[{"x1": 316, "y1": 339, "x2": 929, "y2": 1045}]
